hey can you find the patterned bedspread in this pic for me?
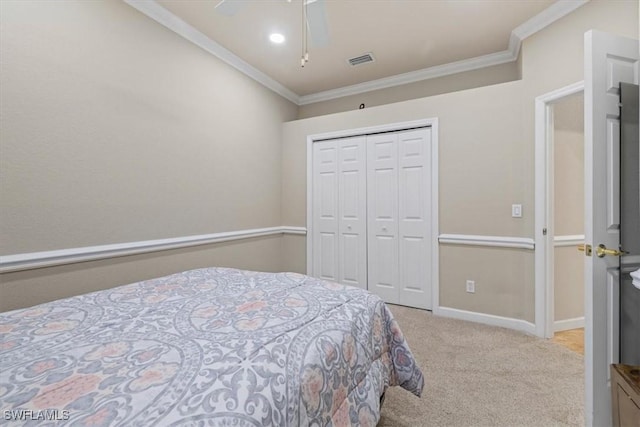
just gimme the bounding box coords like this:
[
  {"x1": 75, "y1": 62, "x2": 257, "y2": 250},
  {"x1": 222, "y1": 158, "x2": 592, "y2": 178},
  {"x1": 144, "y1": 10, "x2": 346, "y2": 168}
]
[{"x1": 0, "y1": 268, "x2": 423, "y2": 426}]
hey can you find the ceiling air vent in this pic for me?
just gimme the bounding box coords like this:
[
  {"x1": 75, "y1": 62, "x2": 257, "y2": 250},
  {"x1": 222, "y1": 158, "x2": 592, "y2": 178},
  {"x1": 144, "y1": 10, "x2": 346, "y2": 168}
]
[{"x1": 348, "y1": 53, "x2": 375, "y2": 66}]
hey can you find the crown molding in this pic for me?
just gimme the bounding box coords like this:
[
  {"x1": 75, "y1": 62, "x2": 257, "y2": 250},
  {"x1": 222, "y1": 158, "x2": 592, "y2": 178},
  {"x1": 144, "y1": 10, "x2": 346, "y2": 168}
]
[
  {"x1": 299, "y1": 0, "x2": 589, "y2": 105},
  {"x1": 508, "y1": 0, "x2": 589, "y2": 61},
  {"x1": 123, "y1": 0, "x2": 300, "y2": 105},
  {"x1": 512, "y1": 0, "x2": 589, "y2": 42},
  {"x1": 123, "y1": 0, "x2": 589, "y2": 106},
  {"x1": 298, "y1": 49, "x2": 515, "y2": 105}
]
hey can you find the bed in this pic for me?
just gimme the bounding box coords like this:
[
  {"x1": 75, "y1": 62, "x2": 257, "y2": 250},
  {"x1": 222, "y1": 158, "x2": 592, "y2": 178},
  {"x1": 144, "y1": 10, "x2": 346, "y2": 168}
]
[{"x1": 0, "y1": 267, "x2": 423, "y2": 426}]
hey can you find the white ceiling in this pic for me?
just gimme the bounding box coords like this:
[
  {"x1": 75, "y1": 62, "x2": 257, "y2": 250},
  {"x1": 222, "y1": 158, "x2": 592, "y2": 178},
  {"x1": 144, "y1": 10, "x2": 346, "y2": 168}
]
[{"x1": 131, "y1": 0, "x2": 587, "y2": 103}]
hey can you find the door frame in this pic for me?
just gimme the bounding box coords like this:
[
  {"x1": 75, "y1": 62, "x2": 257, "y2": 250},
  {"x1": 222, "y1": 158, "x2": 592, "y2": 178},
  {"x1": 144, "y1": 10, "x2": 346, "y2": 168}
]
[
  {"x1": 305, "y1": 118, "x2": 440, "y2": 310},
  {"x1": 534, "y1": 81, "x2": 584, "y2": 339}
]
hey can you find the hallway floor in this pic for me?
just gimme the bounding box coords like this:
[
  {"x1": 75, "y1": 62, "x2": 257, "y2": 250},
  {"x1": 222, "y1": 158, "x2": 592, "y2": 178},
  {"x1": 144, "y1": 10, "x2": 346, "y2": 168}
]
[{"x1": 551, "y1": 328, "x2": 584, "y2": 355}]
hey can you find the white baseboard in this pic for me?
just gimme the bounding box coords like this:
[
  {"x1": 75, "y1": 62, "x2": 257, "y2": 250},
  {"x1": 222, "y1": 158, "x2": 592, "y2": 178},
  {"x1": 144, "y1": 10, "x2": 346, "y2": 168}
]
[
  {"x1": 434, "y1": 306, "x2": 537, "y2": 335},
  {"x1": 553, "y1": 316, "x2": 585, "y2": 332}
]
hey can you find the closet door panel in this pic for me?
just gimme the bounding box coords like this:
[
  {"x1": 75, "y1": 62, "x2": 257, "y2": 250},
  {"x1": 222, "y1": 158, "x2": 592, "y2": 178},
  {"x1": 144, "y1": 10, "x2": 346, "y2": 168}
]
[
  {"x1": 338, "y1": 137, "x2": 367, "y2": 288},
  {"x1": 312, "y1": 141, "x2": 339, "y2": 282},
  {"x1": 398, "y1": 129, "x2": 432, "y2": 309},
  {"x1": 367, "y1": 134, "x2": 399, "y2": 304},
  {"x1": 319, "y1": 232, "x2": 337, "y2": 278},
  {"x1": 312, "y1": 126, "x2": 433, "y2": 309},
  {"x1": 375, "y1": 235, "x2": 397, "y2": 288}
]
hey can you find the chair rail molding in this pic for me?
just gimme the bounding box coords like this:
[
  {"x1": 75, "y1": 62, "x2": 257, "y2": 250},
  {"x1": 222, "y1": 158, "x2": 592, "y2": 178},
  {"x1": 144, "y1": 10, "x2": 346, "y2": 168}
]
[
  {"x1": 438, "y1": 234, "x2": 535, "y2": 250},
  {"x1": 554, "y1": 234, "x2": 585, "y2": 247},
  {"x1": 0, "y1": 226, "x2": 307, "y2": 273}
]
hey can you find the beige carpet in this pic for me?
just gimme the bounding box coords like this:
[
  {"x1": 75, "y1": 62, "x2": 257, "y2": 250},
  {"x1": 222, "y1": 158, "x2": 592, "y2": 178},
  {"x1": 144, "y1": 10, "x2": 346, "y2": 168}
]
[{"x1": 379, "y1": 305, "x2": 584, "y2": 427}]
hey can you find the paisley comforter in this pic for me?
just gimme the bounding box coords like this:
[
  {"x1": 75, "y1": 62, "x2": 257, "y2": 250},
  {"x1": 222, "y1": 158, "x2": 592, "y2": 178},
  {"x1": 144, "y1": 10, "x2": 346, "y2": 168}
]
[{"x1": 0, "y1": 268, "x2": 423, "y2": 426}]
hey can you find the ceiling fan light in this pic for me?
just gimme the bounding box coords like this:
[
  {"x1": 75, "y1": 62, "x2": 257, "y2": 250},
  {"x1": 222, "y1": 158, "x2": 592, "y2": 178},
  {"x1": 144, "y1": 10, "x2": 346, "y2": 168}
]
[{"x1": 269, "y1": 33, "x2": 285, "y2": 44}]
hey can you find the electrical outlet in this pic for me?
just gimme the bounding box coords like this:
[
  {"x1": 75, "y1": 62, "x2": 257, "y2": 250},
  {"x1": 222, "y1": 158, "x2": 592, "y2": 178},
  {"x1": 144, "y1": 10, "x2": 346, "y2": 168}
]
[{"x1": 466, "y1": 280, "x2": 475, "y2": 293}]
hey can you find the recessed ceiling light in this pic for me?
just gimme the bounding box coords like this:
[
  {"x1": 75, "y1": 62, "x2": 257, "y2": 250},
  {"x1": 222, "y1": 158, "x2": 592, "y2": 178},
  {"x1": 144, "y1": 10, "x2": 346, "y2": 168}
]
[{"x1": 269, "y1": 33, "x2": 285, "y2": 44}]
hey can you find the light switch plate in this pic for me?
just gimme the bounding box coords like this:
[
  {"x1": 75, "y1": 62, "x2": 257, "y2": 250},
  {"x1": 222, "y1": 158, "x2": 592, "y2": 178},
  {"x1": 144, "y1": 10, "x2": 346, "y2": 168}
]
[
  {"x1": 466, "y1": 280, "x2": 475, "y2": 293},
  {"x1": 512, "y1": 204, "x2": 522, "y2": 218}
]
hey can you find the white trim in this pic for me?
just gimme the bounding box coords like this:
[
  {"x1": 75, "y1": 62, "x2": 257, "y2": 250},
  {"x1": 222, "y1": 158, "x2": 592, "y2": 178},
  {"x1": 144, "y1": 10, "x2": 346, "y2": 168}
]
[
  {"x1": 536, "y1": 81, "x2": 585, "y2": 104},
  {"x1": 124, "y1": 0, "x2": 588, "y2": 105},
  {"x1": 298, "y1": 50, "x2": 515, "y2": 105},
  {"x1": 306, "y1": 118, "x2": 439, "y2": 311},
  {"x1": 507, "y1": 1, "x2": 589, "y2": 65},
  {"x1": 433, "y1": 306, "x2": 537, "y2": 336},
  {"x1": 305, "y1": 132, "x2": 314, "y2": 275},
  {"x1": 295, "y1": 0, "x2": 588, "y2": 104},
  {"x1": 554, "y1": 234, "x2": 585, "y2": 247},
  {"x1": 438, "y1": 234, "x2": 535, "y2": 250},
  {"x1": 511, "y1": 0, "x2": 589, "y2": 48},
  {"x1": 0, "y1": 226, "x2": 307, "y2": 273},
  {"x1": 123, "y1": 0, "x2": 300, "y2": 105},
  {"x1": 534, "y1": 81, "x2": 585, "y2": 339},
  {"x1": 306, "y1": 119, "x2": 435, "y2": 142},
  {"x1": 554, "y1": 316, "x2": 585, "y2": 332},
  {"x1": 281, "y1": 226, "x2": 307, "y2": 236},
  {"x1": 431, "y1": 120, "x2": 441, "y2": 313}
]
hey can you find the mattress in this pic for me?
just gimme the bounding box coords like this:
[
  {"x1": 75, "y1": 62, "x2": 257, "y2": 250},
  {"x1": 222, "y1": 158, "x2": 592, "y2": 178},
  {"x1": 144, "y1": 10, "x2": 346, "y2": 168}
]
[{"x1": 0, "y1": 267, "x2": 423, "y2": 426}]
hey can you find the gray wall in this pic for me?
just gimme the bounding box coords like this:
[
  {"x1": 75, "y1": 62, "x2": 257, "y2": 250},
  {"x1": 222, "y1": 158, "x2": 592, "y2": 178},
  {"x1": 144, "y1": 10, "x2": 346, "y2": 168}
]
[
  {"x1": 1, "y1": 0, "x2": 638, "y2": 318},
  {"x1": 283, "y1": 80, "x2": 535, "y2": 322},
  {"x1": 297, "y1": 62, "x2": 520, "y2": 119},
  {"x1": 0, "y1": 0, "x2": 297, "y2": 311},
  {"x1": 281, "y1": 0, "x2": 638, "y2": 323}
]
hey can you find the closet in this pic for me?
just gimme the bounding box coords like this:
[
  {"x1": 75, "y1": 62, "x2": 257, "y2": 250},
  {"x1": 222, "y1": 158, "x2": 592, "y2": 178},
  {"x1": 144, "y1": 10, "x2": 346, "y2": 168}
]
[{"x1": 310, "y1": 127, "x2": 433, "y2": 310}]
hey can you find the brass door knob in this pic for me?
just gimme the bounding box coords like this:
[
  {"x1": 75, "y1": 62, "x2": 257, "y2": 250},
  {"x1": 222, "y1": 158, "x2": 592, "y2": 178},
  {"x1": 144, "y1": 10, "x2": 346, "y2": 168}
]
[{"x1": 596, "y1": 244, "x2": 625, "y2": 258}]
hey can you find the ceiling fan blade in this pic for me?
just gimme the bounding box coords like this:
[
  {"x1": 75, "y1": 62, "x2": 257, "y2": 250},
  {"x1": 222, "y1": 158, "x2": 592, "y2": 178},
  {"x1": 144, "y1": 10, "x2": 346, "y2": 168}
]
[
  {"x1": 306, "y1": 0, "x2": 329, "y2": 47},
  {"x1": 215, "y1": 0, "x2": 247, "y2": 17}
]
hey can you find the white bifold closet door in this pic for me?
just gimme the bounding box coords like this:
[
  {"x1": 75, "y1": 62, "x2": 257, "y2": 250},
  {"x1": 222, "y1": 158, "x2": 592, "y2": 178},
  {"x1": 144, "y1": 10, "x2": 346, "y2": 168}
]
[
  {"x1": 367, "y1": 129, "x2": 431, "y2": 309},
  {"x1": 312, "y1": 128, "x2": 431, "y2": 309},
  {"x1": 312, "y1": 137, "x2": 367, "y2": 289}
]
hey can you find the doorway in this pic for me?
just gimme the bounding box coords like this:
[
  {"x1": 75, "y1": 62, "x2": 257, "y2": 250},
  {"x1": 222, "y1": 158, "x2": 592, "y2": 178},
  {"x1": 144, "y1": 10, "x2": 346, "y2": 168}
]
[
  {"x1": 550, "y1": 92, "x2": 585, "y2": 354},
  {"x1": 534, "y1": 81, "x2": 584, "y2": 339}
]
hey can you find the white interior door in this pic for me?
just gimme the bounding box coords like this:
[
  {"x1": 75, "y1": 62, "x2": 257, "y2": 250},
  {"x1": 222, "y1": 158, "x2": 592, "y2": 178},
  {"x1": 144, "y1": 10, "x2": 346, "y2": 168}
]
[
  {"x1": 367, "y1": 133, "x2": 400, "y2": 304},
  {"x1": 338, "y1": 137, "x2": 367, "y2": 289},
  {"x1": 584, "y1": 30, "x2": 638, "y2": 427},
  {"x1": 312, "y1": 140, "x2": 339, "y2": 281},
  {"x1": 398, "y1": 129, "x2": 432, "y2": 309}
]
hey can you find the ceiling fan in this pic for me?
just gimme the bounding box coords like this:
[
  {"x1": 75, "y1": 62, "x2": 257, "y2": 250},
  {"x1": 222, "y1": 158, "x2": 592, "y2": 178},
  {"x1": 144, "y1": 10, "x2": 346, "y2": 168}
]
[{"x1": 215, "y1": 0, "x2": 330, "y2": 66}]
